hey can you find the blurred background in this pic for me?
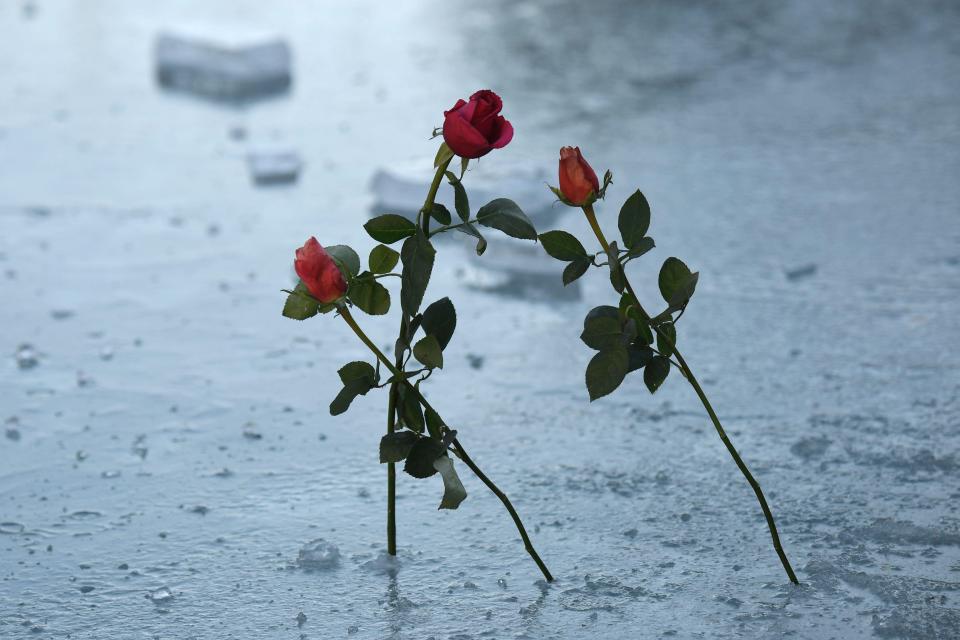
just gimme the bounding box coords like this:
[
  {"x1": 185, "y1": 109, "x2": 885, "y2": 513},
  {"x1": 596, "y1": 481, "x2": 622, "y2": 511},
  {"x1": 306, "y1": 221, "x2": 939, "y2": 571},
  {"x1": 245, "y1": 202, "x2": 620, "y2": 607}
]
[{"x1": 1, "y1": 1, "x2": 959, "y2": 638}]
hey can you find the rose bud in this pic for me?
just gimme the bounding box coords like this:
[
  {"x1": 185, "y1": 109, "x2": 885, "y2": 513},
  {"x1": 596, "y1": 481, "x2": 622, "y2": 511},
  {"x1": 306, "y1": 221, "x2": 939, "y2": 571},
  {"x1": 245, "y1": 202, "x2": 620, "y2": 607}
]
[
  {"x1": 294, "y1": 237, "x2": 348, "y2": 303},
  {"x1": 442, "y1": 89, "x2": 514, "y2": 159},
  {"x1": 558, "y1": 147, "x2": 601, "y2": 207}
]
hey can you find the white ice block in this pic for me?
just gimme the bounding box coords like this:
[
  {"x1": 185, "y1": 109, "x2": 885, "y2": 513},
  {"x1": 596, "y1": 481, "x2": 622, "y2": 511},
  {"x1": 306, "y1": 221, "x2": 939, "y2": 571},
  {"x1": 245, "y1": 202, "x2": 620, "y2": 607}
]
[{"x1": 155, "y1": 30, "x2": 292, "y2": 102}]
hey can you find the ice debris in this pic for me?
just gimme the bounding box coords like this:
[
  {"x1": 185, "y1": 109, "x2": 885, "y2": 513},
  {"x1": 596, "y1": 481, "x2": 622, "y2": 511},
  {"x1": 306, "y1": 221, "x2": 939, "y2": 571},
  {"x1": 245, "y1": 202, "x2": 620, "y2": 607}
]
[
  {"x1": 154, "y1": 31, "x2": 291, "y2": 102},
  {"x1": 297, "y1": 538, "x2": 340, "y2": 570},
  {"x1": 247, "y1": 151, "x2": 302, "y2": 186}
]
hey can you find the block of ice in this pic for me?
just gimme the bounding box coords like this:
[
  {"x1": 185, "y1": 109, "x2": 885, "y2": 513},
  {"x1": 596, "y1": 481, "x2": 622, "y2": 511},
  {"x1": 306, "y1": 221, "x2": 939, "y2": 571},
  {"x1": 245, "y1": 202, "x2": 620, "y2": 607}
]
[
  {"x1": 154, "y1": 30, "x2": 292, "y2": 102},
  {"x1": 247, "y1": 151, "x2": 302, "y2": 186}
]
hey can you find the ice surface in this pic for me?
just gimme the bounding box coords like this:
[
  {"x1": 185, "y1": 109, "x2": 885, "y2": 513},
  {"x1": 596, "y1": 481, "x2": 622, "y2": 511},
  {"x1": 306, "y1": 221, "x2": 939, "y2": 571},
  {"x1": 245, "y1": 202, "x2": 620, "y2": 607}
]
[
  {"x1": 154, "y1": 30, "x2": 291, "y2": 102},
  {"x1": 2, "y1": 1, "x2": 960, "y2": 639}
]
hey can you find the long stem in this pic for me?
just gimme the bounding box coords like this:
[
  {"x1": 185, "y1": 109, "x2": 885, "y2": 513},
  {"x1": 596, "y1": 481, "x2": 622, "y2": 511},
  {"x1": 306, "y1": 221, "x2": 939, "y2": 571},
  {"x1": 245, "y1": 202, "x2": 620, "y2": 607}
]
[
  {"x1": 451, "y1": 440, "x2": 554, "y2": 582},
  {"x1": 382, "y1": 157, "x2": 454, "y2": 555},
  {"x1": 386, "y1": 386, "x2": 397, "y2": 556},
  {"x1": 339, "y1": 306, "x2": 554, "y2": 582},
  {"x1": 582, "y1": 204, "x2": 799, "y2": 584},
  {"x1": 421, "y1": 158, "x2": 452, "y2": 234}
]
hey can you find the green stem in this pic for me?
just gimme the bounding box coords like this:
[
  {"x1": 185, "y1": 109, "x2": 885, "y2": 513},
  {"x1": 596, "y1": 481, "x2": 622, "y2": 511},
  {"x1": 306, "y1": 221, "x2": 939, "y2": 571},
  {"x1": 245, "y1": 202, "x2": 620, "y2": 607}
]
[
  {"x1": 339, "y1": 306, "x2": 554, "y2": 582},
  {"x1": 386, "y1": 386, "x2": 397, "y2": 556},
  {"x1": 421, "y1": 158, "x2": 452, "y2": 235},
  {"x1": 428, "y1": 218, "x2": 478, "y2": 238},
  {"x1": 582, "y1": 204, "x2": 799, "y2": 585},
  {"x1": 383, "y1": 157, "x2": 453, "y2": 556}
]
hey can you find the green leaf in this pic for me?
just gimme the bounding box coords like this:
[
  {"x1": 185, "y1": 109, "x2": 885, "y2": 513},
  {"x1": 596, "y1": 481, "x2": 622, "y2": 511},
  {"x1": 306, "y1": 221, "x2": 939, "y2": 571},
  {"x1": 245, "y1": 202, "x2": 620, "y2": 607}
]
[
  {"x1": 607, "y1": 241, "x2": 626, "y2": 293},
  {"x1": 455, "y1": 222, "x2": 487, "y2": 255},
  {"x1": 325, "y1": 244, "x2": 360, "y2": 279},
  {"x1": 619, "y1": 190, "x2": 651, "y2": 248},
  {"x1": 282, "y1": 281, "x2": 323, "y2": 320},
  {"x1": 420, "y1": 297, "x2": 456, "y2": 350},
  {"x1": 581, "y1": 306, "x2": 624, "y2": 351},
  {"x1": 539, "y1": 230, "x2": 587, "y2": 261},
  {"x1": 476, "y1": 198, "x2": 537, "y2": 240},
  {"x1": 635, "y1": 319, "x2": 654, "y2": 345},
  {"x1": 446, "y1": 172, "x2": 470, "y2": 222},
  {"x1": 626, "y1": 236, "x2": 655, "y2": 258},
  {"x1": 368, "y1": 244, "x2": 399, "y2": 274},
  {"x1": 337, "y1": 360, "x2": 378, "y2": 388},
  {"x1": 627, "y1": 345, "x2": 654, "y2": 372},
  {"x1": 644, "y1": 356, "x2": 671, "y2": 393},
  {"x1": 548, "y1": 184, "x2": 574, "y2": 206},
  {"x1": 563, "y1": 257, "x2": 592, "y2": 286},
  {"x1": 585, "y1": 348, "x2": 630, "y2": 401},
  {"x1": 400, "y1": 228, "x2": 436, "y2": 317},
  {"x1": 656, "y1": 322, "x2": 676, "y2": 357},
  {"x1": 330, "y1": 362, "x2": 378, "y2": 416},
  {"x1": 379, "y1": 431, "x2": 419, "y2": 463},
  {"x1": 403, "y1": 438, "x2": 445, "y2": 478},
  {"x1": 413, "y1": 334, "x2": 444, "y2": 369},
  {"x1": 425, "y1": 406, "x2": 444, "y2": 441},
  {"x1": 348, "y1": 277, "x2": 391, "y2": 315},
  {"x1": 434, "y1": 141, "x2": 455, "y2": 168},
  {"x1": 658, "y1": 257, "x2": 698, "y2": 309},
  {"x1": 428, "y1": 203, "x2": 452, "y2": 225},
  {"x1": 398, "y1": 385, "x2": 425, "y2": 433},
  {"x1": 329, "y1": 385, "x2": 360, "y2": 416},
  {"x1": 364, "y1": 214, "x2": 417, "y2": 244},
  {"x1": 434, "y1": 456, "x2": 467, "y2": 509}
]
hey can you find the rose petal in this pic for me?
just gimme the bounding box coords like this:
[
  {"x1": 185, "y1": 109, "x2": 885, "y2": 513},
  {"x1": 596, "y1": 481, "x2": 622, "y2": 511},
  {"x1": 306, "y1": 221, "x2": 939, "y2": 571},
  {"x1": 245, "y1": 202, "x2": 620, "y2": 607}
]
[
  {"x1": 443, "y1": 113, "x2": 493, "y2": 159},
  {"x1": 489, "y1": 117, "x2": 514, "y2": 149}
]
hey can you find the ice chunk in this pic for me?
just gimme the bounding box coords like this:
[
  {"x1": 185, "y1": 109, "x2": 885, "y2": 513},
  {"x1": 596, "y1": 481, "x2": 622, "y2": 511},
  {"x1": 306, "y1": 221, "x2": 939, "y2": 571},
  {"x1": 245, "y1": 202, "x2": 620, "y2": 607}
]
[
  {"x1": 247, "y1": 151, "x2": 302, "y2": 186},
  {"x1": 154, "y1": 30, "x2": 292, "y2": 102},
  {"x1": 14, "y1": 343, "x2": 39, "y2": 369},
  {"x1": 147, "y1": 586, "x2": 174, "y2": 604},
  {"x1": 297, "y1": 538, "x2": 341, "y2": 570}
]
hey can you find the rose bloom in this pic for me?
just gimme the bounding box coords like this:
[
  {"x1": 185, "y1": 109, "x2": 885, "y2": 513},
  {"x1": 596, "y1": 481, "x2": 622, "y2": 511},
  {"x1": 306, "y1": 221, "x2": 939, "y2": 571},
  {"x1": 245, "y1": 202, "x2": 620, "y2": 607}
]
[
  {"x1": 558, "y1": 146, "x2": 600, "y2": 206},
  {"x1": 442, "y1": 90, "x2": 514, "y2": 159},
  {"x1": 294, "y1": 237, "x2": 347, "y2": 303}
]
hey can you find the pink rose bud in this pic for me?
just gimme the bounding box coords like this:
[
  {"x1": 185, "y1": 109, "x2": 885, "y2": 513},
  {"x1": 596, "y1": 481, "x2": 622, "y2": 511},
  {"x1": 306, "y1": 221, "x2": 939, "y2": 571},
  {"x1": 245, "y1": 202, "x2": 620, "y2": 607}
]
[
  {"x1": 442, "y1": 89, "x2": 514, "y2": 159},
  {"x1": 558, "y1": 146, "x2": 600, "y2": 206},
  {"x1": 294, "y1": 237, "x2": 348, "y2": 303}
]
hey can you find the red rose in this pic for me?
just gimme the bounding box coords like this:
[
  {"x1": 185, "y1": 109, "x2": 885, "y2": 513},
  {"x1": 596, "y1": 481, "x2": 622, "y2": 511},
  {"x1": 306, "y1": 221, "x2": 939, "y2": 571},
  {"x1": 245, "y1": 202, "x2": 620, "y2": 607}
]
[
  {"x1": 558, "y1": 146, "x2": 600, "y2": 206},
  {"x1": 442, "y1": 90, "x2": 514, "y2": 159},
  {"x1": 294, "y1": 237, "x2": 347, "y2": 303}
]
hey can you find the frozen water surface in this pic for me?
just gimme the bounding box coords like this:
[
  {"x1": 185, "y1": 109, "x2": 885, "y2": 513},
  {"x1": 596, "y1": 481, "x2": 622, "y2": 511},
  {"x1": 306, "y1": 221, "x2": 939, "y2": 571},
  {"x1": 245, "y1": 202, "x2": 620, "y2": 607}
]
[{"x1": 1, "y1": 1, "x2": 959, "y2": 638}]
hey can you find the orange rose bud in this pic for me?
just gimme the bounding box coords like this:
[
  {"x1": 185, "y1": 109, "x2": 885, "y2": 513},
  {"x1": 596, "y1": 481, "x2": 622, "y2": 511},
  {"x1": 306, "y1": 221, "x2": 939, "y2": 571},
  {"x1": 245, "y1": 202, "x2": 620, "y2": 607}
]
[
  {"x1": 294, "y1": 237, "x2": 348, "y2": 303},
  {"x1": 558, "y1": 146, "x2": 600, "y2": 206}
]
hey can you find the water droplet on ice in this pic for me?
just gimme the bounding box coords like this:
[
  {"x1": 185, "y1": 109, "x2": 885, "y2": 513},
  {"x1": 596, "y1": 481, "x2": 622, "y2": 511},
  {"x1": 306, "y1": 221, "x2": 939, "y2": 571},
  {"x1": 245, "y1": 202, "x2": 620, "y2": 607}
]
[{"x1": 297, "y1": 538, "x2": 341, "y2": 570}]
